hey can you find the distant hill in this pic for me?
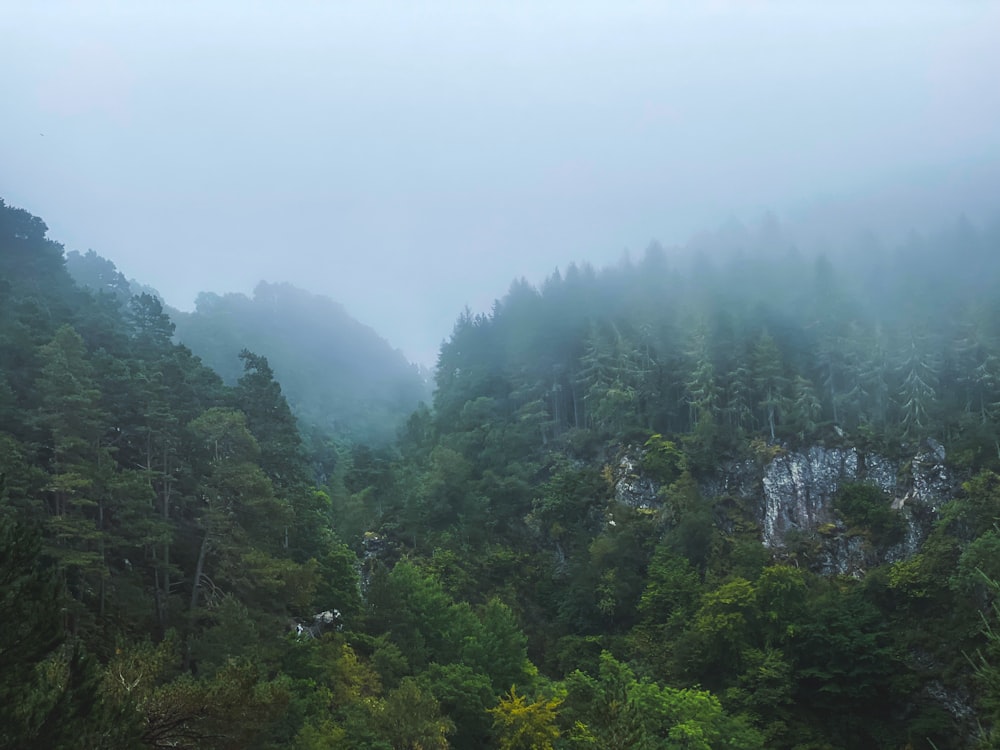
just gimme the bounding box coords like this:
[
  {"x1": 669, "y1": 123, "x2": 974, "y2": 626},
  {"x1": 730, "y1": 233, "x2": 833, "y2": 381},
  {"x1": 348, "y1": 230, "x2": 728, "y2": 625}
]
[
  {"x1": 65, "y1": 248, "x2": 169, "y2": 302},
  {"x1": 64, "y1": 249, "x2": 429, "y2": 444},
  {"x1": 171, "y1": 281, "x2": 429, "y2": 444}
]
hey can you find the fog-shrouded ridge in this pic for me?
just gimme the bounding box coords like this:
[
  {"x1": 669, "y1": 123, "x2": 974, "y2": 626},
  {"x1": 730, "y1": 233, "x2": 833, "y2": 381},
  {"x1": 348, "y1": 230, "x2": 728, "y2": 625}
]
[
  {"x1": 172, "y1": 282, "x2": 431, "y2": 445},
  {"x1": 2, "y1": 2, "x2": 999, "y2": 364},
  {"x1": 64, "y1": 246, "x2": 430, "y2": 444}
]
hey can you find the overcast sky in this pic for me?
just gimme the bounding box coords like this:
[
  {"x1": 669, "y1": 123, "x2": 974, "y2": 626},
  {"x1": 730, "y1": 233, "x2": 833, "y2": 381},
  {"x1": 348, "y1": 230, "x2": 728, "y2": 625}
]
[{"x1": 3, "y1": 2, "x2": 999, "y2": 365}]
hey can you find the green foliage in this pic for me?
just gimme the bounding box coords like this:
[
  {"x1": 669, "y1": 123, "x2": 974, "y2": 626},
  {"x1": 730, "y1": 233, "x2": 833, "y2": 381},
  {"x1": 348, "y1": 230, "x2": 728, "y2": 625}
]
[
  {"x1": 366, "y1": 561, "x2": 480, "y2": 671},
  {"x1": 834, "y1": 482, "x2": 905, "y2": 545},
  {"x1": 791, "y1": 588, "x2": 905, "y2": 747},
  {"x1": 9, "y1": 198, "x2": 1000, "y2": 749},
  {"x1": 422, "y1": 663, "x2": 495, "y2": 749},
  {"x1": 173, "y1": 282, "x2": 428, "y2": 445},
  {"x1": 489, "y1": 686, "x2": 562, "y2": 750},
  {"x1": 968, "y1": 574, "x2": 1000, "y2": 747},
  {"x1": 631, "y1": 544, "x2": 703, "y2": 678},
  {"x1": 462, "y1": 597, "x2": 531, "y2": 694},
  {"x1": 377, "y1": 676, "x2": 454, "y2": 750},
  {"x1": 561, "y1": 651, "x2": 763, "y2": 750},
  {"x1": 640, "y1": 433, "x2": 684, "y2": 483},
  {"x1": 0, "y1": 515, "x2": 140, "y2": 748},
  {"x1": 659, "y1": 471, "x2": 717, "y2": 570}
]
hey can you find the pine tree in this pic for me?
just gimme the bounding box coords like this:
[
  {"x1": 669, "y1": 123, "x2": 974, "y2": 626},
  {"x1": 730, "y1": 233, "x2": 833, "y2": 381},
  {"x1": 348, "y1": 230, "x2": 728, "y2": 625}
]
[
  {"x1": 896, "y1": 332, "x2": 940, "y2": 438},
  {"x1": 0, "y1": 512, "x2": 141, "y2": 748},
  {"x1": 684, "y1": 324, "x2": 720, "y2": 431},
  {"x1": 752, "y1": 332, "x2": 788, "y2": 441},
  {"x1": 34, "y1": 325, "x2": 109, "y2": 619}
]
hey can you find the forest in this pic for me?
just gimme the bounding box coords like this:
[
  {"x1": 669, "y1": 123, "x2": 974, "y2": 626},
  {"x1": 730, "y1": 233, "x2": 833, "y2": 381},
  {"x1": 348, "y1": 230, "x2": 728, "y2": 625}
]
[{"x1": 3, "y1": 195, "x2": 1000, "y2": 749}]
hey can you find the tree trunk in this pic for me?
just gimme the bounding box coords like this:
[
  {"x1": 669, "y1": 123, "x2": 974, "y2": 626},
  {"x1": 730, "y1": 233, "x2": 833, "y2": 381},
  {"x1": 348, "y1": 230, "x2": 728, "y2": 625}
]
[
  {"x1": 189, "y1": 532, "x2": 210, "y2": 624},
  {"x1": 98, "y1": 498, "x2": 106, "y2": 620},
  {"x1": 183, "y1": 531, "x2": 210, "y2": 671},
  {"x1": 161, "y1": 445, "x2": 172, "y2": 625}
]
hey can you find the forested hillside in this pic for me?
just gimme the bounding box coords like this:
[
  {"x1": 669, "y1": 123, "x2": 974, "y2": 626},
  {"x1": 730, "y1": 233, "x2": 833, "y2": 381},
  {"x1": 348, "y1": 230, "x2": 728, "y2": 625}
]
[
  {"x1": 63, "y1": 248, "x2": 428, "y2": 446},
  {"x1": 3, "y1": 195, "x2": 1000, "y2": 749},
  {"x1": 171, "y1": 283, "x2": 429, "y2": 445}
]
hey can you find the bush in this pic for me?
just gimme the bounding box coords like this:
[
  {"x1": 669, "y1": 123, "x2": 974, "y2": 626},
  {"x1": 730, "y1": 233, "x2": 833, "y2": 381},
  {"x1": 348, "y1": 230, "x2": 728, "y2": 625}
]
[{"x1": 834, "y1": 483, "x2": 905, "y2": 546}]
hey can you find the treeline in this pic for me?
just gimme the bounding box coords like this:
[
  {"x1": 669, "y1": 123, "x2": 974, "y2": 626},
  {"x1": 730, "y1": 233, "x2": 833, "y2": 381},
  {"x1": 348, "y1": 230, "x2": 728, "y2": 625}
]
[{"x1": 435, "y1": 217, "x2": 1000, "y2": 465}]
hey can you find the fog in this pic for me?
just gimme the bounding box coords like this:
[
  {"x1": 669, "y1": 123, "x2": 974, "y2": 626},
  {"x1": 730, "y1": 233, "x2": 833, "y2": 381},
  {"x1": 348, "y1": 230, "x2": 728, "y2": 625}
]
[{"x1": 3, "y1": 2, "x2": 999, "y2": 365}]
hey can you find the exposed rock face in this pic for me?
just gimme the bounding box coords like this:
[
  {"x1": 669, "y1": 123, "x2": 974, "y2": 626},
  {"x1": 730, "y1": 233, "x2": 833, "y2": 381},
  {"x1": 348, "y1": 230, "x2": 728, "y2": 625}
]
[
  {"x1": 291, "y1": 609, "x2": 343, "y2": 639},
  {"x1": 612, "y1": 451, "x2": 660, "y2": 509},
  {"x1": 761, "y1": 446, "x2": 896, "y2": 549},
  {"x1": 757, "y1": 441, "x2": 954, "y2": 574},
  {"x1": 359, "y1": 531, "x2": 395, "y2": 593},
  {"x1": 814, "y1": 533, "x2": 874, "y2": 578},
  {"x1": 611, "y1": 439, "x2": 956, "y2": 576},
  {"x1": 700, "y1": 458, "x2": 757, "y2": 503},
  {"x1": 898, "y1": 438, "x2": 950, "y2": 512},
  {"x1": 611, "y1": 440, "x2": 956, "y2": 576}
]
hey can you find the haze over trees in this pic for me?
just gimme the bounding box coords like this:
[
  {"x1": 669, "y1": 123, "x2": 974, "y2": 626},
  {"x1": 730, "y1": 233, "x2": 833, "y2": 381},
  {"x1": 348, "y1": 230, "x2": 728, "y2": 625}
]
[
  {"x1": 3, "y1": 194, "x2": 1000, "y2": 749},
  {"x1": 172, "y1": 283, "x2": 429, "y2": 445},
  {"x1": 64, "y1": 250, "x2": 428, "y2": 446}
]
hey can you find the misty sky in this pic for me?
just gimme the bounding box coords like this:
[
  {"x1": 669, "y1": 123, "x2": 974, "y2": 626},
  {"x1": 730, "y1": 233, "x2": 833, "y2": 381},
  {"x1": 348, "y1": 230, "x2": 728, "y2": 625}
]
[{"x1": 3, "y1": 2, "x2": 999, "y2": 365}]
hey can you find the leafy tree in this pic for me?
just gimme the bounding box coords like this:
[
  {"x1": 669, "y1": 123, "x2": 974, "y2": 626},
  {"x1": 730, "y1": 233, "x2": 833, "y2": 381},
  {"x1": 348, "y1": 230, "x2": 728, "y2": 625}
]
[
  {"x1": 489, "y1": 686, "x2": 561, "y2": 750},
  {"x1": 65, "y1": 248, "x2": 133, "y2": 301},
  {"x1": 681, "y1": 578, "x2": 758, "y2": 689},
  {"x1": 633, "y1": 545, "x2": 702, "y2": 675},
  {"x1": 561, "y1": 652, "x2": 763, "y2": 750},
  {"x1": 791, "y1": 588, "x2": 905, "y2": 747},
  {"x1": 33, "y1": 324, "x2": 110, "y2": 618},
  {"x1": 0, "y1": 514, "x2": 140, "y2": 748},
  {"x1": 366, "y1": 561, "x2": 479, "y2": 671},
  {"x1": 128, "y1": 292, "x2": 176, "y2": 353},
  {"x1": 461, "y1": 597, "x2": 531, "y2": 694},
  {"x1": 185, "y1": 408, "x2": 297, "y2": 642},
  {"x1": 377, "y1": 676, "x2": 454, "y2": 750},
  {"x1": 422, "y1": 663, "x2": 495, "y2": 749},
  {"x1": 835, "y1": 482, "x2": 904, "y2": 545}
]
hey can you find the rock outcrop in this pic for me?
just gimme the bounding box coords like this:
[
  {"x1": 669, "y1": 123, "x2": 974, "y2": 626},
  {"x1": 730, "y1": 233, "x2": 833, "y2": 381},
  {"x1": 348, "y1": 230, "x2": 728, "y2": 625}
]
[
  {"x1": 612, "y1": 451, "x2": 659, "y2": 509},
  {"x1": 757, "y1": 440, "x2": 952, "y2": 574},
  {"x1": 761, "y1": 446, "x2": 895, "y2": 549},
  {"x1": 610, "y1": 439, "x2": 956, "y2": 575}
]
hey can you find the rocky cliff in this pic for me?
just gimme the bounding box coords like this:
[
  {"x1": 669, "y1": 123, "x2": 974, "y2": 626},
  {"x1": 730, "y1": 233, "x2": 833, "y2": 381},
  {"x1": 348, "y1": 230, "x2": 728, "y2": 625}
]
[{"x1": 612, "y1": 439, "x2": 955, "y2": 575}]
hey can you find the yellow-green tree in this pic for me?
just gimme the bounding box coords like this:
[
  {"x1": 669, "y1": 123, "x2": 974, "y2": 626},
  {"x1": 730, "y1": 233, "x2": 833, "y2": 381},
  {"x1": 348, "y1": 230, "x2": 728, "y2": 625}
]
[{"x1": 489, "y1": 686, "x2": 561, "y2": 750}]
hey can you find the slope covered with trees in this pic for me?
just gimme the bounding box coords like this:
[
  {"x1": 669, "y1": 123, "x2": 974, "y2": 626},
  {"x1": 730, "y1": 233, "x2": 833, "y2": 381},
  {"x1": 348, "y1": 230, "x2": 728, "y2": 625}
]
[
  {"x1": 338, "y1": 214, "x2": 1000, "y2": 748},
  {"x1": 3, "y1": 195, "x2": 1000, "y2": 749},
  {"x1": 64, "y1": 249, "x2": 429, "y2": 447},
  {"x1": 171, "y1": 283, "x2": 429, "y2": 445}
]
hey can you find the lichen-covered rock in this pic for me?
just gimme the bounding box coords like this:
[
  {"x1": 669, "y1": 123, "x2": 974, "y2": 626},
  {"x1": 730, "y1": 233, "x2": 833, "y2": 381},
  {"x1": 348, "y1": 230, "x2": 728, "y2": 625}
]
[
  {"x1": 700, "y1": 458, "x2": 758, "y2": 503},
  {"x1": 862, "y1": 453, "x2": 898, "y2": 496},
  {"x1": 756, "y1": 442, "x2": 955, "y2": 554},
  {"x1": 706, "y1": 439, "x2": 955, "y2": 574},
  {"x1": 612, "y1": 450, "x2": 660, "y2": 509},
  {"x1": 814, "y1": 533, "x2": 873, "y2": 577},
  {"x1": 621, "y1": 438, "x2": 955, "y2": 575},
  {"x1": 901, "y1": 438, "x2": 950, "y2": 511},
  {"x1": 359, "y1": 531, "x2": 396, "y2": 593},
  {"x1": 923, "y1": 680, "x2": 976, "y2": 725},
  {"x1": 760, "y1": 446, "x2": 898, "y2": 549}
]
